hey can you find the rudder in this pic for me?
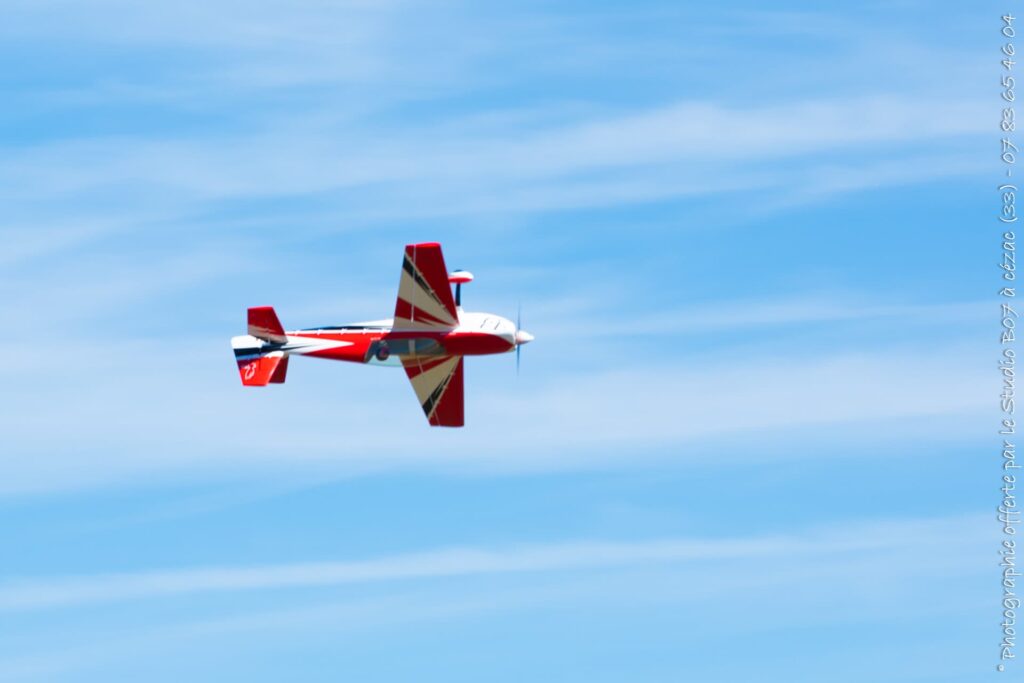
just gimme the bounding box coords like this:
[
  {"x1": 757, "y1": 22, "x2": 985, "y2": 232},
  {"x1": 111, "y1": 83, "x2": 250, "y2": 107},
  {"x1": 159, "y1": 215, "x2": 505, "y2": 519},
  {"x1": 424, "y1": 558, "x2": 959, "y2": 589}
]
[{"x1": 236, "y1": 351, "x2": 286, "y2": 386}]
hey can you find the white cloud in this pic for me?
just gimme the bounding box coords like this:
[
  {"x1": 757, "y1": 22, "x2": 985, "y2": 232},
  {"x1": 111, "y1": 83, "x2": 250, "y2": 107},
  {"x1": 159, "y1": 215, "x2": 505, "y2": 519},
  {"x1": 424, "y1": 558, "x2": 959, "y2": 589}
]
[
  {"x1": 0, "y1": 332, "x2": 987, "y2": 495},
  {"x1": 0, "y1": 0, "x2": 990, "y2": 236},
  {"x1": 537, "y1": 296, "x2": 988, "y2": 339},
  {"x1": 0, "y1": 514, "x2": 991, "y2": 680},
  {"x1": 0, "y1": 96, "x2": 986, "y2": 207},
  {"x1": 0, "y1": 514, "x2": 986, "y2": 612}
]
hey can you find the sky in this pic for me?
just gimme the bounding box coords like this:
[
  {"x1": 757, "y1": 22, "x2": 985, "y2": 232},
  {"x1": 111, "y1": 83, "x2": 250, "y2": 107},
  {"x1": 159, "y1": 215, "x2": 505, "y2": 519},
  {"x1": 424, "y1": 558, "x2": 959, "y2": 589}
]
[{"x1": 0, "y1": 1, "x2": 1001, "y2": 681}]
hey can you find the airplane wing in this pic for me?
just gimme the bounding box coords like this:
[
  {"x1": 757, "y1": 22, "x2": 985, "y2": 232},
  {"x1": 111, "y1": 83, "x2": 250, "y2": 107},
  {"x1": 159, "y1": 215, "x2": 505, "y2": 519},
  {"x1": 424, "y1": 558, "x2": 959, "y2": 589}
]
[
  {"x1": 402, "y1": 355, "x2": 465, "y2": 427},
  {"x1": 393, "y1": 243, "x2": 459, "y2": 331}
]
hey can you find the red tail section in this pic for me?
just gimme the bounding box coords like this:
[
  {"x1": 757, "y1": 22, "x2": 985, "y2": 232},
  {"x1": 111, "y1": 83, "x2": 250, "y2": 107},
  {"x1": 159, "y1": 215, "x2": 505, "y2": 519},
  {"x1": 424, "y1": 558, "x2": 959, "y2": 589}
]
[{"x1": 233, "y1": 307, "x2": 289, "y2": 386}]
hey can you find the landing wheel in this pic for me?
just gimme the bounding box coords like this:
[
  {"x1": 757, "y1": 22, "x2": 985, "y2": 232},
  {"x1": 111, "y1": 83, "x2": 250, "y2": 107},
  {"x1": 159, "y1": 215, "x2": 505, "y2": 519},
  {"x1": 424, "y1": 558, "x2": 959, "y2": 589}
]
[{"x1": 375, "y1": 344, "x2": 390, "y2": 361}]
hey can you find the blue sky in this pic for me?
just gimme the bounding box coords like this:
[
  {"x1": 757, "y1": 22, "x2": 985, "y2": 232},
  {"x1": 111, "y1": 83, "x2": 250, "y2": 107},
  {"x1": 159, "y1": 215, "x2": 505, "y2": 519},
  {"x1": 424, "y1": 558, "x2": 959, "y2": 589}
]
[{"x1": 0, "y1": 1, "x2": 999, "y2": 681}]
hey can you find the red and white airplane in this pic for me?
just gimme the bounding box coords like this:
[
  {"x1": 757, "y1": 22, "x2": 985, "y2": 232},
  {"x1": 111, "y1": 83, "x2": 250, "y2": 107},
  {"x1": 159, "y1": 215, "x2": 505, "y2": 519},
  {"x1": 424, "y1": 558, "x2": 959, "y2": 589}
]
[{"x1": 231, "y1": 242, "x2": 534, "y2": 427}]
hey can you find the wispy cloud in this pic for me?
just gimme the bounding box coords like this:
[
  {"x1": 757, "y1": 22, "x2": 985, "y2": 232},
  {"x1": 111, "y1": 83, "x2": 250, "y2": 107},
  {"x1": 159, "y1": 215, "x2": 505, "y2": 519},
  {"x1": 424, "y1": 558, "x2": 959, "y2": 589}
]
[
  {"x1": 0, "y1": 96, "x2": 987, "y2": 208},
  {"x1": 0, "y1": 337, "x2": 986, "y2": 496},
  {"x1": 537, "y1": 295, "x2": 988, "y2": 339},
  {"x1": 0, "y1": 514, "x2": 991, "y2": 681},
  {"x1": 0, "y1": 0, "x2": 990, "y2": 260},
  {"x1": 0, "y1": 514, "x2": 986, "y2": 612}
]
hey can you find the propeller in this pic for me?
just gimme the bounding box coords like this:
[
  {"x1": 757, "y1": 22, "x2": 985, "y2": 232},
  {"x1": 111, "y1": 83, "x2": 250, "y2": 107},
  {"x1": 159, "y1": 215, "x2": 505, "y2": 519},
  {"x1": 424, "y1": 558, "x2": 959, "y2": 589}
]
[
  {"x1": 513, "y1": 302, "x2": 534, "y2": 375},
  {"x1": 516, "y1": 303, "x2": 522, "y2": 375}
]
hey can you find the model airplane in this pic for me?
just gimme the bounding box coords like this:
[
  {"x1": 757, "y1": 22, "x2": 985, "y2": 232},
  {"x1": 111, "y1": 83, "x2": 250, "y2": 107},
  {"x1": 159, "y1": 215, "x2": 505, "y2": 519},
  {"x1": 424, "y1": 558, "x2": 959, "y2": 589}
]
[{"x1": 230, "y1": 242, "x2": 533, "y2": 427}]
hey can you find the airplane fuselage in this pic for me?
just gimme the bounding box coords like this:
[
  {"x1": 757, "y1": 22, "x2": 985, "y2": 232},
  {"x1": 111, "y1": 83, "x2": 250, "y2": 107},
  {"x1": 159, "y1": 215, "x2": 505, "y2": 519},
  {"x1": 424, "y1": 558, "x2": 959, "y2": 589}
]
[{"x1": 232, "y1": 310, "x2": 531, "y2": 368}]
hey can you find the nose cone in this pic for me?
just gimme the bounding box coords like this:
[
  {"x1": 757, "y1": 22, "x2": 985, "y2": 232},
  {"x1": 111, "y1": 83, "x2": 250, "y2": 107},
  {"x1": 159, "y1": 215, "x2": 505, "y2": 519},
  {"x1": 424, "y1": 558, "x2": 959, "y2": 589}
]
[{"x1": 515, "y1": 329, "x2": 534, "y2": 346}]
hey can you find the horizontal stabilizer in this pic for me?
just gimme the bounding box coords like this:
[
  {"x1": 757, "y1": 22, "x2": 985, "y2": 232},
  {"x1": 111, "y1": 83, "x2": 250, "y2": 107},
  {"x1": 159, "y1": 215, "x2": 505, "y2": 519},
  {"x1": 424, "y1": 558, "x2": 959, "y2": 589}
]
[{"x1": 248, "y1": 306, "x2": 287, "y2": 343}]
